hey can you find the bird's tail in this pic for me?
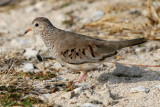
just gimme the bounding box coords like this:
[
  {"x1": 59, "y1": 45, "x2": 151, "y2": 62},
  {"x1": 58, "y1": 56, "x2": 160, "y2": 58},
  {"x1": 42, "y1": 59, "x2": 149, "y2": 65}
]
[{"x1": 116, "y1": 38, "x2": 146, "y2": 49}]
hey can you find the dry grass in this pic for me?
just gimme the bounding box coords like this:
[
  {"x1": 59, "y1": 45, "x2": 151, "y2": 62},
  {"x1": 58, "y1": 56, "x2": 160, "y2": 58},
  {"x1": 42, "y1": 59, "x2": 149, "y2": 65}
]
[
  {"x1": 0, "y1": 50, "x2": 71, "y2": 106},
  {"x1": 83, "y1": 0, "x2": 160, "y2": 41},
  {"x1": 0, "y1": 51, "x2": 46, "y2": 106}
]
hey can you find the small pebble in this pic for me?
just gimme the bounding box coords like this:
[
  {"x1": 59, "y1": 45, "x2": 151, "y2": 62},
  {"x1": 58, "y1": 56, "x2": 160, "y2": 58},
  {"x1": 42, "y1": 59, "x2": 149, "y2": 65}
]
[
  {"x1": 52, "y1": 77, "x2": 67, "y2": 81},
  {"x1": 76, "y1": 83, "x2": 91, "y2": 89},
  {"x1": 82, "y1": 103, "x2": 101, "y2": 107},
  {"x1": 73, "y1": 87, "x2": 83, "y2": 94},
  {"x1": 23, "y1": 63, "x2": 34, "y2": 72},
  {"x1": 53, "y1": 62, "x2": 62, "y2": 70},
  {"x1": 93, "y1": 11, "x2": 104, "y2": 21},
  {"x1": 135, "y1": 47, "x2": 146, "y2": 53},
  {"x1": 23, "y1": 47, "x2": 38, "y2": 59},
  {"x1": 130, "y1": 86, "x2": 150, "y2": 93},
  {"x1": 151, "y1": 85, "x2": 160, "y2": 89},
  {"x1": 70, "y1": 87, "x2": 83, "y2": 98},
  {"x1": 113, "y1": 63, "x2": 143, "y2": 77}
]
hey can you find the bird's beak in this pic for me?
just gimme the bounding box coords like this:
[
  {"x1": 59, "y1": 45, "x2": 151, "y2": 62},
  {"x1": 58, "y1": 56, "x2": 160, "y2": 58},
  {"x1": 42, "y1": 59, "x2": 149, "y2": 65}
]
[{"x1": 24, "y1": 27, "x2": 33, "y2": 34}]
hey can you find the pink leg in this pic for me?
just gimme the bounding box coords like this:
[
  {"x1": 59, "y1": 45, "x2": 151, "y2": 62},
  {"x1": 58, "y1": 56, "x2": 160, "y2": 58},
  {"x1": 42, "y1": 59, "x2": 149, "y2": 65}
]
[{"x1": 76, "y1": 71, "x2": 88, "y2": 84}]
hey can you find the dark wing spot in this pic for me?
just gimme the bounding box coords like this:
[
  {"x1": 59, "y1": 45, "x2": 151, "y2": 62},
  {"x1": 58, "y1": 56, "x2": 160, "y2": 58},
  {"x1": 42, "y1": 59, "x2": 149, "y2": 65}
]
[
  {"x1": 89, "y1": 45, "x2": 96, "y2": 57},
  {"x1": 61, "y1": 52, "x2": 66, "y2": 57},
  {"x1": 69, "y1": 54, "x2": 72, "y2": 57},
  {"x1": 69, "y1": 54, "x2": 73, "y2": 59},
  {"x1": 89, "y1": 45, "x2": 94, "y2": 52},
  {"x1": 82, "y1": 49, "x2": 85, "y2": 55},
  {"x1": 71, "y1": 48, "x2": 76, "y2": 52},
  {"x1": 64, "y1": 49, "x2": 69, "y2": 54},
  {"x1": 61, "y1": 49, "x2": 69, "y2": 57},
  {"x1": 91, "y1": 52, "x2": 95, "y2": 57},
  {"x1": 63, "y1": 49, "x2": 69, "y2": 56},
  {"x1": 76, "y1": 52, "x2": 79, "y2": 56}
]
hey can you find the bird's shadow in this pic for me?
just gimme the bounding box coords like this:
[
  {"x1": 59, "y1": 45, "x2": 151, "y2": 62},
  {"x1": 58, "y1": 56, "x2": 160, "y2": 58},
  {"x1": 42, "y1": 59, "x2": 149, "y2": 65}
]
[{"x1": 98, "y1": 63, "x2": 160, "y2": 84}]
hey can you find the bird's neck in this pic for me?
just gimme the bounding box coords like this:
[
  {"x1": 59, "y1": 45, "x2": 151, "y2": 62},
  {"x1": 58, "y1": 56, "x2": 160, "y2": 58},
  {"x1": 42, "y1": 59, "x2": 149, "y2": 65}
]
[{"x1": 40, "y1": 27, "x2": 60, "y2": 50}]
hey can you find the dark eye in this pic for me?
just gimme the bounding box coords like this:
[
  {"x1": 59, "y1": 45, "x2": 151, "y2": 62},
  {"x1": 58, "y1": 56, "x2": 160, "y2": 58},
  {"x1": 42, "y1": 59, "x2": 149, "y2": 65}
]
[{"x1": 35, "y1": 23, "x2": 39, "y2": 27}]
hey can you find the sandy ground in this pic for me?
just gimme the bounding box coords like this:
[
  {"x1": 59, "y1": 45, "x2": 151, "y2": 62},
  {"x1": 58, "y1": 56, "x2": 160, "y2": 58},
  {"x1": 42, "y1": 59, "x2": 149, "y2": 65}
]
[{"x1": 1, "y1": 0, "x2": 160, "y2": 106}]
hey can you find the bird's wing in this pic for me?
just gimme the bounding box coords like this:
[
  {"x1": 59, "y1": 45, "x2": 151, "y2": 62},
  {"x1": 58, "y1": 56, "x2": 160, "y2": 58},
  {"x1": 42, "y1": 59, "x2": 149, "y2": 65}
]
[{"x1": 56, "y1": 32, "x2": 117, "y2": 64}]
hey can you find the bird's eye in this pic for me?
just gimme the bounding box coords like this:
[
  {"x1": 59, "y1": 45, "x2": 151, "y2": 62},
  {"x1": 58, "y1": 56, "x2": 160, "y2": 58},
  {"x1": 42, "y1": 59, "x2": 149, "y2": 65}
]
[{"x1": 35, "y1": 23, "x2": 39, "y2": 27}]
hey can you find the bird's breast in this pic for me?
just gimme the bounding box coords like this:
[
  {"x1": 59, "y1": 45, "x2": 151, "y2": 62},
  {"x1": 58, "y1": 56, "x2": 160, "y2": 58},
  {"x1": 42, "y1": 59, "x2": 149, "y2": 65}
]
[{"x1": 42, "y1": 38, "x2": 57, "y2": 57}]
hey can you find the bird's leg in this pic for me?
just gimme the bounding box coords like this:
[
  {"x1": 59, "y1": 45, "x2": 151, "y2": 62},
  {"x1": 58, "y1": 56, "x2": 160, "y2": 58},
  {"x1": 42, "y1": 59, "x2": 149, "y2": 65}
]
[{"x1": 76, "y1": 71, "x2": 88, "y2": 84}]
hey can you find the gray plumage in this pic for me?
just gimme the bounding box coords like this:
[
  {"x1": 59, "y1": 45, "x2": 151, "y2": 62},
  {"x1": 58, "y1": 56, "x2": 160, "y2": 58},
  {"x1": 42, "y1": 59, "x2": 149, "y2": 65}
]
[
  {"x1": 28, "y1": 17, "x2": 145, "y2": 66},
  {"x1": 25, "y1": 16, "x2": 146, "y2": 81}
]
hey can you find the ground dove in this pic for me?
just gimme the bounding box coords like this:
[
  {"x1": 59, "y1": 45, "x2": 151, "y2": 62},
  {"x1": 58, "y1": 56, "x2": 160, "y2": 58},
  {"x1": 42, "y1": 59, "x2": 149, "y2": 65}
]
[{"x1": 25, "y1": 17, "x2": 146, "y2": 83}]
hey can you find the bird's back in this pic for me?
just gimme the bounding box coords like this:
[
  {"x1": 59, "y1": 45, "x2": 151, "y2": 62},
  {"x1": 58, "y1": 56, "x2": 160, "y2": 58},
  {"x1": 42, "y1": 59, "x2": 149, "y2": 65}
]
[
  {"x1": 54, "y1": 30, "x2": 118, "y2": 64},
  {"x1": 43, "y1": 28, "x2": 145, "y2": 65}
]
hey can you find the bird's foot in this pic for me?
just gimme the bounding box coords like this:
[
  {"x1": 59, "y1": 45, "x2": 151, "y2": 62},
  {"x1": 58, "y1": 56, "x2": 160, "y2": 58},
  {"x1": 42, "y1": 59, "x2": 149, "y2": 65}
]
[{"x1": 75, "y1": 72, "x2": 88, "y2": 84}]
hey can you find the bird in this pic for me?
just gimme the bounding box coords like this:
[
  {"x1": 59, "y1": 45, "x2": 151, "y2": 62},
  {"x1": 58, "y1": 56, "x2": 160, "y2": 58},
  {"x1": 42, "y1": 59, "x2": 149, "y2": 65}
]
[{"x1": 24, "y1": 17, "x2": 146, "y2": 83}]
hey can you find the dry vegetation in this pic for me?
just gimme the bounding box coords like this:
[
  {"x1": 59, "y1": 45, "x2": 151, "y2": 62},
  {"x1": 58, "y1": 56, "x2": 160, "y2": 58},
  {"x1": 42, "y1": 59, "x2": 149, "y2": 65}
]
[
  {"x1": 81, "y1": 0, "x2": 160, "y2": 40},
  {"x1": 0, "y1": 51, "x2": 74, "y2": 106}
]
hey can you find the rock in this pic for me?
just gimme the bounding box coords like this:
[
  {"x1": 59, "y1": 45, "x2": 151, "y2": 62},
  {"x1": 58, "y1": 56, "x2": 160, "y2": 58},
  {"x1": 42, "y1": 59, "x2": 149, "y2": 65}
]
[
  {"x1": 73, "y1": 87, "x2": 83, "y2": 94},
  {"x1": 130, "y1": 86, "x2": 150, "y2": 93},
  {"x1": 135, "y1": 47, "x2": 146, "y2": 53},
  {"x1": 145, "y1": 41, "x2": 160, "y2": 52},
  {"x1": 23, "y1": 63, "x2": 34, "y2": 72},
  {"x1": 64, "y1": 87, "x2": 83, "y2": 99},
  {"x1": 63, "y1": 91, "x2": 72, "y2": 99},
  {"x1": 101, "y1": 84, "x2": 116, "y2": 106},
  {"x1": 51, "y1": 77, "x2": 68, "y2": 81},
  {"x1": 53, "y1": 62, "x2": 62, "y2": 70},
  {"x1": 103, "y1": 84, "x2": 112, "y2": 98},
  {"x1": 25, "y1": 76, "x2": 31, "y2": 81},
  {"x1": 68, "y1": 84, "x2": 91, "y2": 99},
  {"x1": 112, "y1": 63, "x2": 143, "y2": 77},
  {"x1": 23, "y1": 47, "x2": 38, "y2": 59},
  {"x1": 69, "y1": 87, "x2": 83, "y2": 98},
  {"x1": 92, "y1": 11, "x2": 104, "y2": 21},
  {"x1": 45, "y1": 62, "x2": 53, "y2": 68},
  {"x1": 153, "y1": 85, "x2": 160, "y2": 88},
  {"x1": 81, "y1": 103, "x2": 101, "y2": 107},
  {"x1": 75, "y1": 83, "x2": 91, "y2": 89},
  {"x1": 151, "y1": 85, "x2": 160, "y2": 90},
  {"x1": 39, "y1": 94, "x2": 55, "y2": 105}
]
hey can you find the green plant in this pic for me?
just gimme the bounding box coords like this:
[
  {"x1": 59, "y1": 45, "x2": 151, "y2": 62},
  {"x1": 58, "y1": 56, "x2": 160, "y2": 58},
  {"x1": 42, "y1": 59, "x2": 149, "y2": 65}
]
[{"x1": 0, "y1": 94, "x2": 16, "y2": 107}]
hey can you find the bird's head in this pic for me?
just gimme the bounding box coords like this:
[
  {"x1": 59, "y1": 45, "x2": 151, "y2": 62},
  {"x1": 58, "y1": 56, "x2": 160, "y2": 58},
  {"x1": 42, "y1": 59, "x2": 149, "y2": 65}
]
[{"x1": 24, "y1": 17, "x2": 53, "y2": 35}]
